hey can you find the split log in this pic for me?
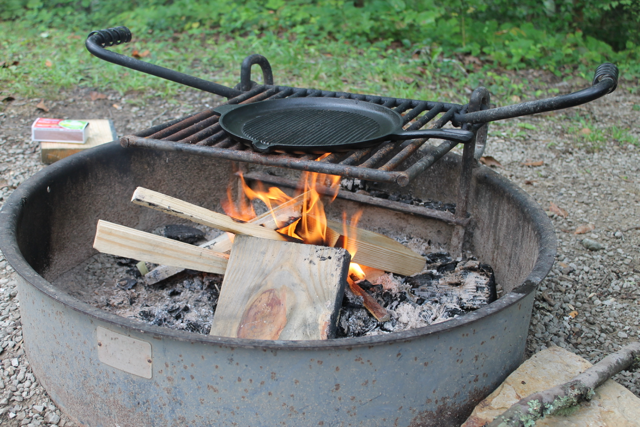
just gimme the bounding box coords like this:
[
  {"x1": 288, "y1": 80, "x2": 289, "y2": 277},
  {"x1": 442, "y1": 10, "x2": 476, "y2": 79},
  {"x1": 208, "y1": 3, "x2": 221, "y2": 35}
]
[
  {"x1": 209, "y1": 235, "x2": 351, "y2": 340},
  {"x1": 327, "y1": 219, "x2": 425, "y2": 276},
  {"x1": 487, "y1": 341, "x2": 640, "y2": 427},
  {"x1": 136, "y1": 187, "x2": 425, "y2": 281},
  {"x1": 93, "y1": 220, "x2": 228, "y2": 274},
  {"x1": 131, "y1": 187, "x2": 298, "y2": 243},
  {"x1": 144, "y1": 191, "x2": 307, "y2": 285}
]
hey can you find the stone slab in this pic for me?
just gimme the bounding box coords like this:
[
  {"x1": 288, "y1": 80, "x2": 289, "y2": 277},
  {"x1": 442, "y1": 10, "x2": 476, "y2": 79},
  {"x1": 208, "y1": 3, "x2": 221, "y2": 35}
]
[{"x1": 462, "y1": 345, "x2": 640, "y2": 426}]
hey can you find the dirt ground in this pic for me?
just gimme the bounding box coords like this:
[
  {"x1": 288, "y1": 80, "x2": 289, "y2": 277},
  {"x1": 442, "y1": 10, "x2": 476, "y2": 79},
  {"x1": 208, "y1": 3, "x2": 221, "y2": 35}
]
[{"x1": 0, "y1": 82, "x2": 638, "y2": 425}]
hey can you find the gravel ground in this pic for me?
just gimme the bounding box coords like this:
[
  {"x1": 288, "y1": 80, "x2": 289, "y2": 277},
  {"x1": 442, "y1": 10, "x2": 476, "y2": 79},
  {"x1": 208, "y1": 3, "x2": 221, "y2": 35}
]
[{"x1": 0, "y1": 83, "x2": 638, "y2": 425}]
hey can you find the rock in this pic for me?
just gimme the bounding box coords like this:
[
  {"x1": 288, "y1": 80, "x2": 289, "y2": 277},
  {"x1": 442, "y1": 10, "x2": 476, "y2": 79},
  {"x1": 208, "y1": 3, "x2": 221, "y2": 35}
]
[
  {"x1": 162, "y1": 224, "x2": 205, "y2": 244},
  {"x1": 45, "y1": 412, "x2": 60, "y2": 424},
  {"x1": 581, "y1": 238, "x2": 604, "y2": 251},
  {"x1": 461, "y1": 346, "x2": 640, "y2": 426}
]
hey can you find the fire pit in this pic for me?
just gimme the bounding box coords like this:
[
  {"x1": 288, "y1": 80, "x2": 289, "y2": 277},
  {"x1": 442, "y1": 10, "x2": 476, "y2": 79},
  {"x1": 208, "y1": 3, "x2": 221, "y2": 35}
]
[
  {"x1": 0, "y1": 26, "x2": 620, "y2": 426},
  {"x1": 1, "y1": 143, "x2": 553, "y2": 426}
]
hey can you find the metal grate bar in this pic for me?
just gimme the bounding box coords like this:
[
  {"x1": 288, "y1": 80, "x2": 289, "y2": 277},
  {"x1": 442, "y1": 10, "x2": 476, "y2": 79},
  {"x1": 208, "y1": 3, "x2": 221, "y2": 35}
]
[
  {"x1": 192, "y1": 88, "x2": 292, "y2": 146},
  {"x1": 357, "y1": 105, "x2": 426, "y2": 169},
  {"x1": 176, "y1": 87, "x2": 279, "y2": 144},
  {"x1": 147, "y1": 85, "x2": 266, "y2": 140},
  {"x1": 128, "y1": 85, "x2": 466, "y2": 186},
  {"x1": 379, "y1": 104, "x2": 452, "y2": 171}
]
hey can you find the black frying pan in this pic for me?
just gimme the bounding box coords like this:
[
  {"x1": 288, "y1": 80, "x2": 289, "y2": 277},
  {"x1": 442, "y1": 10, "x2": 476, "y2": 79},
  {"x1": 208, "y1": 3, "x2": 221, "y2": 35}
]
[{"x1": 213, "y1": 98, "x2": 474, "y2": 153}]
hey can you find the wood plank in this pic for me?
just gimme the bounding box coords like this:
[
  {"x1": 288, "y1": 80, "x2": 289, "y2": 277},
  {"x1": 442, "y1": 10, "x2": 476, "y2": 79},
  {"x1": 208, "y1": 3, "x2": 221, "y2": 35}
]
[
  {"x1": 144, "y1": 191, "x2": 307, "y2": 285},
  {"x1": 326, "y1": 219, "x2": 425, "y2": 276},
  {"x1": 93, "y1": 220, "x2": 228, "y2": 274},
  {"x1": 209, "y1": 235, "x2": 351, "y2": 340},
  {"x1": 131, "y1": 187, "x2": 298, "y2": 243},
  {"x1": 40, "y1": 119, "x2": 116, "y2": 164}
]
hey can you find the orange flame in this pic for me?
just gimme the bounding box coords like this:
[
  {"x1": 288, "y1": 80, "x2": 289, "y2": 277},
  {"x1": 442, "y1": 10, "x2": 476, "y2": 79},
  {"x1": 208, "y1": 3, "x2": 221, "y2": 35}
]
[
  {"x1": 222, "y1": 161, "x2": 365, "y2": 281},
  {"x1": 349, "y1": 263, "x2": 366, "y2": 282}
]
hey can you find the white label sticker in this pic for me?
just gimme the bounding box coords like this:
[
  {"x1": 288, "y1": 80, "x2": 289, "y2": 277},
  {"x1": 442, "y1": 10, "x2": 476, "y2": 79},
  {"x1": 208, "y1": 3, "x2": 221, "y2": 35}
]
[{"x1": 97, "y1": 327, "x2": 152, "y2": 379}]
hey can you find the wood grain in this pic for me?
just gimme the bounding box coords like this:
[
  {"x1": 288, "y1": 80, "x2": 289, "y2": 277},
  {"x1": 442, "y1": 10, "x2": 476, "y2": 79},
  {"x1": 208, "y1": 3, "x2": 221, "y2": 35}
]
[
  {"x1": 210, "y1": 235, "x2": 351, "y2": 340},
  {"x1": 93, "y1": 220, "x2": 228, "y2": 274},
  {"x1": 326, "y1": 219, "x2": 425, "y2": 276},
  {"x1": 131, "y1": 187, "x2": 295, "y2": 243},
  {"x1": 144, "y1": 191, "x2": 307, "y2": 285},
  {"x1": 40, "y1": 119, "x2": 116, "y2": 164}
]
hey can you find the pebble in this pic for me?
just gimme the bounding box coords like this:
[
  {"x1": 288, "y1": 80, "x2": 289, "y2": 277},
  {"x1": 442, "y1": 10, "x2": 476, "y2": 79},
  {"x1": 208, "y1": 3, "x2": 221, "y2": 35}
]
[
  {"x1": 0, "y1": 88, "x2": 638, "y2": 427},
  {"x1": 45, "y1": 413, "x2": 60, "y2": 424},
  {"x1": 581, "y1": 238, "x2": 604, "y2": 251}
]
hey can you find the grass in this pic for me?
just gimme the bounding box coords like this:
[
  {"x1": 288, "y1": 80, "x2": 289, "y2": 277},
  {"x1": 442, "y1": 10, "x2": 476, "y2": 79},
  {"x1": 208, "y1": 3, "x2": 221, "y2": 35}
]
[
  {"x1": 563, "y1": 112, "x2": 639, "y2": 152},
  {"x1": 0, "y1": 20, "x2": 599, "y2": 106}
]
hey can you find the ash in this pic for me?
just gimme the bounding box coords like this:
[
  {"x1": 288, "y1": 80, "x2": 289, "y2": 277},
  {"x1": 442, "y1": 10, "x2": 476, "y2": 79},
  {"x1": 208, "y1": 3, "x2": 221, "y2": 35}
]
[
  {"x1": 336, "y1": 252, "x2": 496, "y2": 338},
  {"x1": 53, "y1": 254, "x2": 223, "y2": 335},
  {"x1": 54, "y1": 236, "x2": 495, "y2": 339}
]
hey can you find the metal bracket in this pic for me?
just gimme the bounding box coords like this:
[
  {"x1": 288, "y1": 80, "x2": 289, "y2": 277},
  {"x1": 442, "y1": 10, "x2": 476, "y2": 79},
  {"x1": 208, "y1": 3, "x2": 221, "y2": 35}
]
[
  {"x1": 239, "y1": 54, "x2": 274, "y2": 92},
  {"x1": 467, "y1": 87, "x2": 491, "y2": 159}
]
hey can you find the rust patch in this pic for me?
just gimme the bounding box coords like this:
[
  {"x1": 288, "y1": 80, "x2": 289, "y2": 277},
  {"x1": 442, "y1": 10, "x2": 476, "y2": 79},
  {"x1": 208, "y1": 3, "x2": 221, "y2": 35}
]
[{"x1": 409, "y1": 386, "x2": 492, "y2": 427}]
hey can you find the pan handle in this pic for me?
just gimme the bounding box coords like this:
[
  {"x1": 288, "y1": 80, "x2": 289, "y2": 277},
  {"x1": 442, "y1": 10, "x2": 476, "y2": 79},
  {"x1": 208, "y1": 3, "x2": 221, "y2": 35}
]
[
  {"x1": 391, "y1": 129, "x2": 475, "y2": 144},
  {"x1": 455, "y1": 63, "x2": 619, "y2": 125},
  {"x1": 86, "y1": 26, "x2": 243, "y2": 99}
]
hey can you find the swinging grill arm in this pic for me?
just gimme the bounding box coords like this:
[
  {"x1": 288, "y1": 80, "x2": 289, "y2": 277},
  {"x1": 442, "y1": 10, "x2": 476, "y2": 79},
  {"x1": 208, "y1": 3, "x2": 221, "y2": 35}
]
[
  {"x1": 455, "y1": 63, "x2": 619, "y2": 125},
  {"x1": 85, "y1": 26, "x2": 248, "y2": 99}
]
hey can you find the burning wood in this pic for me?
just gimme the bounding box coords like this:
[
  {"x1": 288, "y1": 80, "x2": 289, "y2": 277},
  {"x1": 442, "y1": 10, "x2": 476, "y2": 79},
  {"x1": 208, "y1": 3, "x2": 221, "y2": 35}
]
[
  {"x1": 91, "y1": 172, "x2": 435, "y2": 341},
  {"x1": 209, "y1": 235, "x2": 350, "y2": 340},
  {"x1": 347, "y1": 264, "x2": 390, "y2": 322},
  {"x1": 135, "y1": 181, "x2": 425, "y2": 280},
  {"x1": 144, "y1": 191, "x2": 308, "y2": 285},
  {"x1": 131, "y1": 187, "x2": 299, "y2": 243}
]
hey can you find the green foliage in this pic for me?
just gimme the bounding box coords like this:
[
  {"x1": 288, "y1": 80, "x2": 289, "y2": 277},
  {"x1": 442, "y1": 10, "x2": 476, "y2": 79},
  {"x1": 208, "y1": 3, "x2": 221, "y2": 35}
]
[
  {"x1": 1, "y1": 0, "x2": 639, "y2": 96},
  {"x1": 1, "y1": 0, "x2": 639, "y2": 75},
  {"x1": 564, "y1": 112, "x2": 638, "y2": 152}
]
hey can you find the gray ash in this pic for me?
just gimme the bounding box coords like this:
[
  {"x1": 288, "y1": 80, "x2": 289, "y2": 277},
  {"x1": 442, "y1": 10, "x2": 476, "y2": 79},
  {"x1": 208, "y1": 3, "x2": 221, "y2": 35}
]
[
  {"x1": 55, "y1": 247, "x2": 495, "y2": 339},
  {"x1": 336, "y1": 253, "x2": 496, "y2": 338}
]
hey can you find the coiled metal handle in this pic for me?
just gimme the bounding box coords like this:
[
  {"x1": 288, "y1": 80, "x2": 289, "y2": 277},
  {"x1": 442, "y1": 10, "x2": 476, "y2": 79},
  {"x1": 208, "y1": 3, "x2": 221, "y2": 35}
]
[
  {"x1": 593, "y1": 62, "x2": 618, "y2": 93},
  {"x1": 86, "y1": 26, "x2": 243, "y2": 99},
  {"x1": 87, "y1": 26, "x2": 132, "y2": 47},
  {"x1": 456, "y1": 62, "x2": 620, "y2": 125}
]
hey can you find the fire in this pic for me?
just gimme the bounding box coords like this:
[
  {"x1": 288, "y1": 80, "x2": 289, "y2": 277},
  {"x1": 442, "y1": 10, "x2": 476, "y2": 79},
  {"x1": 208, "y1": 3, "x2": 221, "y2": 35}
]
[
  {"x1": 222, "y1": 162, "x2": 365, "y2": 279},
  {"x1": 348, "y1": 263, "x2": 366, "y2": 282}
]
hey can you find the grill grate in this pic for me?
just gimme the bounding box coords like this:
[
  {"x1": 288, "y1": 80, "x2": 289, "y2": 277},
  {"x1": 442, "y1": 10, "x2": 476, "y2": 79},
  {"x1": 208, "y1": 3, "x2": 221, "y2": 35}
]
[{"x1": 128, "y1": 85, "x2": 467, "y2": 187}]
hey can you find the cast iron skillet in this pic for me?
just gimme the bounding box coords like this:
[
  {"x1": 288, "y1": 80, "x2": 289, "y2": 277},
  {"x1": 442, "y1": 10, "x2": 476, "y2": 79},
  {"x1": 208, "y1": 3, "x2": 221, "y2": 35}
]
[{"x1": 213, "y1": 98, "x2": 474, "y2": 153}]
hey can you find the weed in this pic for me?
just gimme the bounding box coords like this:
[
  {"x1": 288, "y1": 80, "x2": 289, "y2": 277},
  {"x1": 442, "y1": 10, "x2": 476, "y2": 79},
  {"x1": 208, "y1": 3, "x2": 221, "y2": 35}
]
[{"x1": 518, "y1": 123, "x2": 537, "y2": 130}]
